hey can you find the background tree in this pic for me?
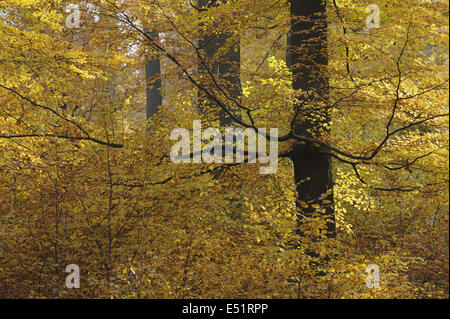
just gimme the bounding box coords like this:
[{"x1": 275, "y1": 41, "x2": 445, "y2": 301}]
[{"x1": 145, "y1": 30, "x2": 163, "y2": 120}]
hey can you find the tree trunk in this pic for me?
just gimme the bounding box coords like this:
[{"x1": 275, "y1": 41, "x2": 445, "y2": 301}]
[
  {"x1": 289, "y1": 0, "x2": 335, "y2": 237},
  {"x1": 198, "y1": 0, "x2": 241, "y2": 125},
  {"x1": 145, "y1": 31, "x2": 162, "y2": 120}
]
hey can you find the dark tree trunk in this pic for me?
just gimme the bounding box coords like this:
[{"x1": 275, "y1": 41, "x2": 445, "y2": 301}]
[
  {"x1": 198, "y1": 0, "x2": 241, "y2": 125},
  {"x1": 289, "y1": 0, "x2": 335, "y2": 237},
  {"x1": 145, "y1": 31, "x2": 162, "y2": 120}
]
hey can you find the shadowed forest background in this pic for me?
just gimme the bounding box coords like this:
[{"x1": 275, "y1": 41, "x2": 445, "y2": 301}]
[{"x1": 0, "y1": 0, "x2": 448, "y2": 298}]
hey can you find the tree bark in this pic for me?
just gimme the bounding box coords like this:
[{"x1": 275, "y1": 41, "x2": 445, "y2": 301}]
[
  {"x1": 145, "y1": 31, "x2": 162, "y2": 120},
  {"x1": 289, "y1": 0, "x2": 335, "y2": 237},
  {"x1": 198, "y1": 0, "x2": 241, "y2": 125}
]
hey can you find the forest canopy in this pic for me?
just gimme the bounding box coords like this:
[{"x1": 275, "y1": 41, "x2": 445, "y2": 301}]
[{"x1": 0, "y1": 0, "x2": 448, "y2": 299}]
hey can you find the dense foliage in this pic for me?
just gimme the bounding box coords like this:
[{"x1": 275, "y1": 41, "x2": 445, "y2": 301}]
[{"x1": 0, "y1": 0, "x2": 448, "y2": 298}]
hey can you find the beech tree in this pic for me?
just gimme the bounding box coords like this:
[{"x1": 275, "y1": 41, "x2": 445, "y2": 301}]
[
  {"x1": 289, "y1": 0, "x2": 335, "y2": 238},
  {"x1": 145, "y1": 30, "x2": 162, "y2": 119},
  {"x1": 0, "y1": 0, "x2": 448, "y2": 298},
  {"x1": 197, "y1": 0, "x2": 241, "y2": 125}
]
